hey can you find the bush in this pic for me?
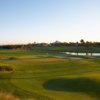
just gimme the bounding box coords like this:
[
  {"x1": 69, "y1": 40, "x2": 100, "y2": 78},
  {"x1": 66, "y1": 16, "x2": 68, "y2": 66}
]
[{"x1": 0, "y1": 66, "x2": 14, "y2": 72}]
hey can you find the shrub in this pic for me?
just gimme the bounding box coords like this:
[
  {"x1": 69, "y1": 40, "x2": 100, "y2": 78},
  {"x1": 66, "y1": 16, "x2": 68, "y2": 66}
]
[{"x1": 0, "y1": 66, "x2": 14, "y2": 72}]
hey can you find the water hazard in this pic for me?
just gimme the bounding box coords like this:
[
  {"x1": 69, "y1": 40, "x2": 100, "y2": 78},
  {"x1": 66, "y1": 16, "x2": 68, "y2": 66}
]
[{"x1": 65, "y1": 52, "x2": 100, "y2": 56}]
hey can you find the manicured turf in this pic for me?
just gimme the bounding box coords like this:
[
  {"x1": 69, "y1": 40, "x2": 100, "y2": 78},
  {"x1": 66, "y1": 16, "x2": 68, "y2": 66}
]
[{"x1": 0, "y1": 49, "x2": 100, "y2": 100}]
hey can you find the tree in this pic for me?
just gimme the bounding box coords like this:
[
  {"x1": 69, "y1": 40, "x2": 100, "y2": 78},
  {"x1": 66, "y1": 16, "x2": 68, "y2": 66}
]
[
  {"x1": 21, "y1": 45, "x2": 25, "y2": 49},
  {"x1": 80, "y1": 39, "x2": 85, "y2": 44},
  {"x1": 27, "y1": 43, "x2": 32, "y2": 49},
  {"x1": 80, "y1": 39, "x2": 85, "y2": 46}
]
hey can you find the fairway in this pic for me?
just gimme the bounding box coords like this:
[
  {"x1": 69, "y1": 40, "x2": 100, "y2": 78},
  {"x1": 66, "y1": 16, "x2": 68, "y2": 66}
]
[{"x1": 0, "y1": 49, "x2": 100, "y2": 100}]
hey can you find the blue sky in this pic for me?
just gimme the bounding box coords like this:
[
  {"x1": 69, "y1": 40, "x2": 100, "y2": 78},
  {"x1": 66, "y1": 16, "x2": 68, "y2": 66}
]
[{"x1": 0, "y1": 0, "x2": 100, "y2": 44}]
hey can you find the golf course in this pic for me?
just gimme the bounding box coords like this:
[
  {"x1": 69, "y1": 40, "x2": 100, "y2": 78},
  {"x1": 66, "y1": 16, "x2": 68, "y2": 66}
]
[
  {"x1": 1, "y1": 0, "x2": 100, "y2": 99},
  {"x1": 0, "y1": 47, "x2": 100, "y2": 100}
]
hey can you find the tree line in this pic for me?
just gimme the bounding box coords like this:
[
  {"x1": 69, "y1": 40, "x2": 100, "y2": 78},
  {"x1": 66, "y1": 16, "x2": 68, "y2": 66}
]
[{"x1": 0, "y1": 39, "x2": 100, "y2": 49}]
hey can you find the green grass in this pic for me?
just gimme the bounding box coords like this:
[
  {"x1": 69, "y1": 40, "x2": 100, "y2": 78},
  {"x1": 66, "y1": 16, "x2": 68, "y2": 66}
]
[{"x1": 0, "y1": 48, "x2": 100, "y2": 100}]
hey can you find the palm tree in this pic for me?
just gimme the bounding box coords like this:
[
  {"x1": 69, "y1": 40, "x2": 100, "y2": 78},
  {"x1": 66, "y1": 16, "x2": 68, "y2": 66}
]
[{"x1": 80, "y1": 39, "x2": 85, "y2": 44}]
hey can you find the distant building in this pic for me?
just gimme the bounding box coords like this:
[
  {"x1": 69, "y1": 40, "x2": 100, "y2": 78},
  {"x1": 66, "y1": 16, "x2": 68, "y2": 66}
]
[{"x1": 52, "y1": 40, "x2": 61, "y2": 44}]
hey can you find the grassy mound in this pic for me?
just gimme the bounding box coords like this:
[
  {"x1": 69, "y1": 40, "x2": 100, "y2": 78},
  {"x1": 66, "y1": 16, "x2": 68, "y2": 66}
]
[{"x1": 0, "y1": 65, "x2": 14, "y2": 72}]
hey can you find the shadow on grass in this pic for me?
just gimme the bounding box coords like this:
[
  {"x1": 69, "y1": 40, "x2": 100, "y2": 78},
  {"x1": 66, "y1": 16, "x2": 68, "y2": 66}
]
[{"x1": 43, "y1": 78, "x2": 100, "y2": 99}]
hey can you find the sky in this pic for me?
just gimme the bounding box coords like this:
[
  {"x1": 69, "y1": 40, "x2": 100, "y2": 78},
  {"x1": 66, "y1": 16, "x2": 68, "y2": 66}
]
[{"x1": 0, "y1": 0, "x2": 100, "y2": 44}]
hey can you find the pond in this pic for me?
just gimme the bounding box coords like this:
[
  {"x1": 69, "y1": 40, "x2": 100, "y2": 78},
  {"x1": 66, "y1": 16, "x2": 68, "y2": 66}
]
[
  {"x1": 70, "y1": 57, "x2": 83, "y2": 59},
  {"x1": 65, "y1": 52, "x2": 100, "y2": 56},
  {"x1": 55, "y1": 56, "x2": 67, "y2": 58},
  {"x1": 55, "y1": 56, "x2": 83, "y2": 59},
  {"x1": 1, "y1": 57, "x2": 15, "y2": 60}
]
